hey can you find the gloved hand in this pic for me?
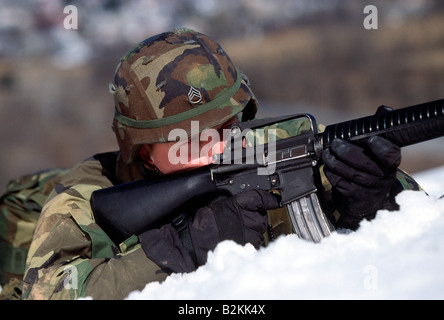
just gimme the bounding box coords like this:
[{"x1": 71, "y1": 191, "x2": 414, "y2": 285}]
[
  {"x1": 139, "y1": 189, "x2": 279, "y2": 273},
  {"x1": 188, "y1": 189, "x2": 279, "y2": 265},
  {"x1": 322, "y1": 136, "x2": 401, "y2": 230}
]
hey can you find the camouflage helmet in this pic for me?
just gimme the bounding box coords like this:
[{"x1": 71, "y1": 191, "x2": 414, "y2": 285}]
[{"x1": 110, "y1": 28, "x2": 258, "y2": 164}]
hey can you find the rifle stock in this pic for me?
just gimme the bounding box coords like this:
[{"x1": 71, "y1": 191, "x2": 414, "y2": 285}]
[
  {"x1": 91, "y1": 99, "x2": 444, "y2": 245},
  {"x1": 91, "y1": 165, "x2": 217, "y2": 244}
]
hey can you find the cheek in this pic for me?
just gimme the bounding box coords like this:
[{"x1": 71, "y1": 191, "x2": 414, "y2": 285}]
[
  {"x1": 149, "y1": 135, "x2": 226, "y2": 175},
  {"x1": 148, "y1": 143, "x2": 176, "y2": 166}
]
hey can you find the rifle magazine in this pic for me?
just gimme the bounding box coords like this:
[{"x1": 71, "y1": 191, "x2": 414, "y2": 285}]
[{"x1": 286, "y1": 193, "x2": 335, "y2": 243}]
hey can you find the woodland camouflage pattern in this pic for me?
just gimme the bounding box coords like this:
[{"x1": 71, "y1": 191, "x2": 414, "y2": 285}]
[
  {"x1": 111, "y1": 28, "x2": 257, "y2": 164},
  {"x1": 0, "y1": 169, "x2": 67, "y2": 287},
  {"x1": 21, "y1": 152, "x2": 168, "y2": 299},
  {"x1": 0, "y1": 168, "x2": 69, "y2": 300},
  {"x1": 244, "y1": 116, "x2": 314, "y2": 147}
]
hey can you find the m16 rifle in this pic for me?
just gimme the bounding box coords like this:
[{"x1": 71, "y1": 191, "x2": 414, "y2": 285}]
[{"x1": 91, "y1": 99, "x2": 444, "y2": 244}]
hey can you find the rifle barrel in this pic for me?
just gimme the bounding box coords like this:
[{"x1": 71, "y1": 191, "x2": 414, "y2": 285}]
[{"x1": 321, "y1": 99, "x2": 444, "y2": 149}]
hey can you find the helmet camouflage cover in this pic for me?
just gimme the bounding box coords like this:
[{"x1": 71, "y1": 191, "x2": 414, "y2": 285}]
[{"x1": 111, "y1": 28, "x2": 258, "y2": 163}]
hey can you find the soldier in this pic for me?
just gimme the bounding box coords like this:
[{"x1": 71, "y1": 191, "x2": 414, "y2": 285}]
[{"x1": 21, "y1": 28, "x2": 420, "y2": 300}]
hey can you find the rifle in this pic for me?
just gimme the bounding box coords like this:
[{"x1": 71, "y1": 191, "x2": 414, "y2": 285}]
[{"x1": 91, "y1": 99, "x2": 444, "y2": 244}]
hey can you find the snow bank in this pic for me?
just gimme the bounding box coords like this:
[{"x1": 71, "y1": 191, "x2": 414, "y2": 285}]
[
  {"x1": 127, "y1": 166, "x2": 444, "y2": 300},
  {"x1": 413, "y1": 165, "x2": 444, "y2": 199}
]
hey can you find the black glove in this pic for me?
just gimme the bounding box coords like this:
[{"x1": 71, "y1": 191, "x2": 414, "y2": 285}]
[
  {"x1": 187, "y1": 189, "x2": 279, "y2": 265},
  {"x1": 322, "y1": 136, "x2": 401, "y2": 230},
  {"x1": 139, "y1": 189, "x2": 279, "y2": 274}
]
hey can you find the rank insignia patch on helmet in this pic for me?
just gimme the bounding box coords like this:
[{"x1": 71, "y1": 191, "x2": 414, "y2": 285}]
[{"x1": 188, "y1": 86, "x2": 203, "y2": 105}]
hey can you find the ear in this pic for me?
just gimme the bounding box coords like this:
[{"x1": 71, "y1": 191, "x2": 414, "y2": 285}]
[{"x1": 139, "y1": 145, "x2": 155, "y2": 165}]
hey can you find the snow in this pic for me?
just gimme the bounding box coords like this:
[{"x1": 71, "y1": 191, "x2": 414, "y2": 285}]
[{"x1": 126, "y1": 165, "x2": 444, "y2": 300}]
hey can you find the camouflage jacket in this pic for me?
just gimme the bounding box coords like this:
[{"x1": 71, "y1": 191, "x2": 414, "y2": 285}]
[{"x1": 21, "y1": 152, "x2": 168, "y2": 300}]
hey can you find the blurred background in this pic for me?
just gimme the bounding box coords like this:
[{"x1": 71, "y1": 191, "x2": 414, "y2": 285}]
[{"x1": 0, "y1": 0, "x2": 443, "y2": 189}]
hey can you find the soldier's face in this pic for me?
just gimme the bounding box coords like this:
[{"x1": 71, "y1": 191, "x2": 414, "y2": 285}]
[{"x1": 142, "y1": 116, "x2": 238, "y2": 174}]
